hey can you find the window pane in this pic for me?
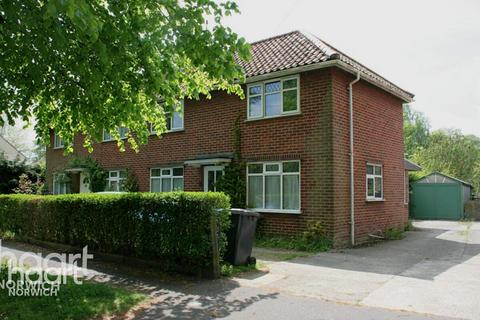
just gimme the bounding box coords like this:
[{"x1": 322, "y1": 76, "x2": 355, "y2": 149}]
[
  {"x1": 173, "y1": 178, "x2": 183, "y2": 191},
  {"x1": 118, "y1": 127, "x2": 128, "y2": 138},
  {"x1": 161, "y1": 178, "x2": 172, "y2": 192},
  {"x1": 283, "y1": 161, "x2": 300, "y2": 173},
  {"x1": 283, "y1": 89, "x2": 298, "y2": 112},
  {"x1": 207, "y1": 170, "x2": 215, "y2": 192},
  {"x1": 151, "y1": 178, "x2": 161, "y2": 192},
  {"x1": 265, "y1": 81, "x2": 281, "y2": 93},
  {"x1": 161, "y1": 169, "x2": 171, "y2": 176},
  {"x1": 249, "y1": 85, "x2": 262, "y2": 95},
  {"x1": 172, "y1": 111, "x2": 183, "y2": 129},
  {"x1": 265, "y1": 164, "x2": 280, "y2": 172},
  {"x1": 151, "y1": 169, "x2": 161, "y2": 177},
  {"x1": 265, "y1": 176, "x2": 281, "y2": 209},
  {"x1": 249, "y1": 96, "x2": 262, "y2": 117},
  {"x1": 283, "y1": 78, "x2": 297, "y2": 89},
  {"x1": 109, "y1": 171, "x2": 118, "y2": 178},
  {"x1": 248, "y1": 164, "x2": 263, "y2": 174},
  {"x1": 374, "y1": 166, "x2": 382, "y2": 175},
  {"x1": 283, "y1": 175, "x2": 299, "y2": 210},
  {"x1": 103, "y1": 131, "x2": 112, "y2": 141},
  {"x1": 109, "y1": 181, "x2": 118, "y2": 191},
  {"x1": 119, "y1": 170, "x2": 127, "y2": 178},
  {"x1": 166, "y1": 115, "x2": 172, "y2": 131},
  {"x1": 248, "y1": 176, "x2": 263, "y2": 208},
  {"x1": 375, "y1": 177, "x2": 382, "y2": 198},
  {"x1": 367, "y1": 178, "x2": 374, "y2": 197},
  {"x1": 367, "y1": 165, "x2": 374, "y2": 175},
  {"x1": 173, "y1": 168, "x2": 183, "y2": 176},
  {"x1": 265, "y1": 92, "x2": 281, "y2": 116}
]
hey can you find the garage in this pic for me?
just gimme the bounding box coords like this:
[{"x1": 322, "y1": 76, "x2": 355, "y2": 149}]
[{"x1": 410, "y1": 172, "x2": 473, "y2": 220}]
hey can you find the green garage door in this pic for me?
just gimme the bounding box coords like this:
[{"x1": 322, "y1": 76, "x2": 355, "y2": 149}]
[{"x1": 410, "y1": 183, "x2": 463, "y2": 220}]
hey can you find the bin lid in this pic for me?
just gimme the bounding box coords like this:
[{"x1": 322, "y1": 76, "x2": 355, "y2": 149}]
[{"x1": 231, "y1": 208, "x2": 260, "y2": 217}]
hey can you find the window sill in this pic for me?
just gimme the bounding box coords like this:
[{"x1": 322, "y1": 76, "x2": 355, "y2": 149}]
[
  {"x1": 149, "y1": 128, "x2": 184, "y2": 136},
  {"x1": 53, "y1": 147, "x2": 64, "y2": 150},
  {"x1": 102, "y1": 138, "x2": 127, "y2": 143},
  {"x1": 245, "y1": 112, "x2": 302, "y2": 122},
  {"x1": 252, "y1": 209, "x2": 301, "y2": 214},
  {"x1": 366, "y1": 198, "x2": 385, "y2": 202}
]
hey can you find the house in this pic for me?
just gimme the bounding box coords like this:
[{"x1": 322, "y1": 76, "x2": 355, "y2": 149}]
[
  {"x1": 46, "y1": 31, "x2": 414, "y2": 246},
  {"x1": 0, "y1": 135, "x2": 26, "y2": 163}
]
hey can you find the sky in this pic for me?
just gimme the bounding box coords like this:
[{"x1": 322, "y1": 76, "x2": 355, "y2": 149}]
[
  {"x1": 224, "y1": 0, "x2": 480, "y2": 136},
  {"x1": 7, "y1": 0, "x2": 480, "y2": 155}
]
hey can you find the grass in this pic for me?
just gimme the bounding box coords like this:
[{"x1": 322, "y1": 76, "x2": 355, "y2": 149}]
[
  {"x1": 221, "y1": 261, "x2": 266, "y2": 277},
  {"x1": 0, "y1": 265, "x2": 146, "y2": 320},
  {"x1": 384, "y1": 228, "x2": 405, "y2": 240},
  {"x1": 404, "y1": 219, "x2": 415, "y2": 231},
  {"x1": 255, "y1": 234, "x2": 331, "y2": 252}
]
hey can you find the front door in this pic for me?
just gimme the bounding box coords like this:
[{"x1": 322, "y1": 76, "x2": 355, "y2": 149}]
[{"x1": 204, "y1": 166, "x2": 225, "y2": 192}]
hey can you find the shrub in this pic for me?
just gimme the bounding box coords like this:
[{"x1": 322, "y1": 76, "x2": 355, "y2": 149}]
[{"x1": 0, "y1": 192, "x2": 230, "y2": 277}]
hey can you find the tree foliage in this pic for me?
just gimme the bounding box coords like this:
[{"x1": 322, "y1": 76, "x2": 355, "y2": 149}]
[
  {"x1": 403, "y1": 104, "x2": 430, "y2": 158},
  {"x1": 0, "y1": 0, "x2": 250, "y2": 152},
  {"x1": 413, "y1": 130, "x2": 480, "y2": 191}
]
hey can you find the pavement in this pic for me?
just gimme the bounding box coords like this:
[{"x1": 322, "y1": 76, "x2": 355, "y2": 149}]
[{"x1": 1, "y1": 220, "x2": 478, "y2": 319}]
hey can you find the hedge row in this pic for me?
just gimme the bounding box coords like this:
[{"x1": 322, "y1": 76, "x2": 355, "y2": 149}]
[{"x1": 0, "y1": 192, "x2": 230, "y2": 276}]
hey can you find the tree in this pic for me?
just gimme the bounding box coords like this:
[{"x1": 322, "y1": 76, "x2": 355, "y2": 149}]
[
  {"x1": 413, "y1": 129, "x2": 480, "y2": 191},
  {"x1": 0, "y1": 0, "x2": 250, "y2": 152},
  {"x1": 403, "y1": 104, "x2": 430, "y2": 158}
]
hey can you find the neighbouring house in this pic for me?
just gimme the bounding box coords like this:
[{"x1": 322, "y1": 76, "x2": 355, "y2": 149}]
[
  {"x1": 0, "y1": 135, "x2": 26, "y2": 163},
  {"x1": 46, "y1": 31, "x2": 415, "y2": 246}
]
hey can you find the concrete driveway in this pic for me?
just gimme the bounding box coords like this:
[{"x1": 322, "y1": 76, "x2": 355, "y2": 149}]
[{"x1": 238, "y1": 220, "x2": 480, "y2": 320}]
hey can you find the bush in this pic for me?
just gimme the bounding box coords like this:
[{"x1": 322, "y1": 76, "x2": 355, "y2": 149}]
[
  {"x1": 384, "y1": 228, "x2": 405, "y2": 240},
  {"x1": 0, "y1": 192, "x2": 230, "y2": 276}
]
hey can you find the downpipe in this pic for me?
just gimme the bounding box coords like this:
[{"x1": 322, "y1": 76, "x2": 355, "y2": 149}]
[{"x1": 349, "y1": 72, "x2": 361, "y2": 246}]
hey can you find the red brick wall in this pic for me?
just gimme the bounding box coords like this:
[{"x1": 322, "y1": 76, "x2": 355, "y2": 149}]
[
  {"x1": 331, "y1": 68, "x2": 408, "y2": 245},
  {"x1": 46, "y1": 67, "x2": 407, "y2": 246}
]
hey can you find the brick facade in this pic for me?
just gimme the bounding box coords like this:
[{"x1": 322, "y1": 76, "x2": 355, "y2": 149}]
[{"x1": 46, "y1": 67, "x2": 408, "y2": 246}]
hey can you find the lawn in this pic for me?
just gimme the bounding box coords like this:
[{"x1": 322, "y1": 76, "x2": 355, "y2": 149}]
[{"x1": 0, "y1": 265, "x2": 146, "y2": 320}]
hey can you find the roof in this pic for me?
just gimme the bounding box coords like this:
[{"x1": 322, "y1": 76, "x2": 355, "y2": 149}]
[
  {"x1": 404, "y1": 159, "x2": 422, "y2": 171},
  {"x1": 419, "y1": 172, "x2": 473, "y2": 188},
  {"x1": 236, "y1": 31, "x2": 414, "y2": 102}
]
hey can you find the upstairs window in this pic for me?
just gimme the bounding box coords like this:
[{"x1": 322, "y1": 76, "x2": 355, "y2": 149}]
[
  {"x1": 247, "y1": 76, "x2": 299, "y2": 119},
  {"x1": 149, "y1": 101, "x2": 184, "y2": 134},
  {"x1": 103, "y1": 127, "x2": 128, "y2": 142},
  {"x1": 150, "y1": 167, "x2": 184, "y2": 192},
  {"x1": 366, "y1": 164, "x2": 383, "y2": 200},
  {"x1": 53, "y1": 133, "x2": 64, "y2": 149},
  {"x1": 107, "y1": 170, "x2": 126, "y2": 191}
]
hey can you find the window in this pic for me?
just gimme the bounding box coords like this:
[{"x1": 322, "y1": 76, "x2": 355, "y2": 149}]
[
  {"x1": 53, "y1": 175, "x2": 70, "y2": 194},
  {"x1": 150, "y1": 167, "x2": 184, "y2": 192},
  {"x1": 247, "y1": 76, "x2": 299, "y2": 119},
  {"x1": 149, "y1": 101, "x2": 184, "y2": 134},
  {"x1": 366, "y1": 164, "x2": 383, "y2": 200},
  {"x1": 103, "y1": 127, "x2": 128, "y2": 142},
  {"x1": 247, "y1": 161, "x2": 300, "y2": 212},
  {"x1": 53, "y1": 133, "x2": 64, "y2": 149},
  {"x1": 107, "y1": 170, "x2": 126, "y2": 191}
]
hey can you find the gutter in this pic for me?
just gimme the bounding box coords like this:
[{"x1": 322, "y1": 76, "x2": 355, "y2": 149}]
[
  {"x1": 348, "y1": 72, "x2": 361, "y2": 246},
  {"x1": 245, "y1": 60, "x2": 414, "y2": 103}
]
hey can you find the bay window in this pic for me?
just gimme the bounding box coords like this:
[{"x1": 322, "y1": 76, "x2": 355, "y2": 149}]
[
  {"x1": 366, "y1": 164, "x2": 383, "y2": 200},
  {"x1": 247, "y1": 161, "x2": 300, "y2": 212},
  {"x1": 247, "y1": 76, "x2": 299, "y2": 119},
  {"x1": 150, "y1": 167, "x2": 184, "y2": 192}
]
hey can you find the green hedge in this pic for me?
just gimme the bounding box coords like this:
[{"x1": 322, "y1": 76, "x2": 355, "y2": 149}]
[{"x1": 0, "y1": 192, "x2": 230, "y2": 276}]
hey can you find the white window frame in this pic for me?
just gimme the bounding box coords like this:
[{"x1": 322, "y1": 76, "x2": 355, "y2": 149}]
[
  {"x1": 149, "y1": 101, "x2": 184, "y2": 135},
  {"x1": 366, "y1": 163, "x2": 384, "y2": 201},
  {"x1": 150, "y1": 167, "x2": 184, "y2": 192},
  {"x1": 103, "y1": 127, "x2": 128, "y2": 142},
  {"x1": 53, "y1": 175, "x2": 69, "y2": 194},
  {"x1": 247, "y1": 75, "x2": 300, "y2": 120},
  {"x1": 246, "y1": 161, "x2": 301, "y2": 214},
  {"x1": 53, "y1": 133, "x2": 64, "y2": 149},
  {"x1": 107, "y1": 170, "x2": 126, "y2": 191}
]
